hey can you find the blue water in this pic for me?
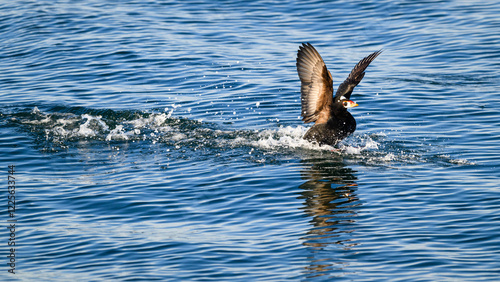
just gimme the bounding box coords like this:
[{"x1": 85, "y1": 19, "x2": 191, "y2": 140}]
[{"x1": 1, "y1": 0, "x2": 500, "y2": 281}]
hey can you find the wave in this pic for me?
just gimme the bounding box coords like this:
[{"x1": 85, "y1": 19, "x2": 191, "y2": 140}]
[{"x1": 3, "y1": 106, "x2": 475, "y2": 166}]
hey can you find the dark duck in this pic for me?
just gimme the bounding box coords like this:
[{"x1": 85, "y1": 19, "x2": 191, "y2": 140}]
[{"x1": 296, "y1": 43, "x2": 381, "y2": 146}]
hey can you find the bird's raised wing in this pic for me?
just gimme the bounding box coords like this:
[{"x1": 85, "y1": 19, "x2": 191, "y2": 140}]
[
  {"x1": 335, "y1": 50, "x2": 382, "y2": 100},
  {"x1": 296, "y1": 43, "x2": 334, "y2": 124}
]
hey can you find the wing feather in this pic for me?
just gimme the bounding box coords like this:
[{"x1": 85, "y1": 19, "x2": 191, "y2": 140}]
[
  {"x1": 335, "y1": 50, "x2": 382, "y2": 100},
  {"x1": 296, "y1": 43, "x2": 333, "y2": 124}
]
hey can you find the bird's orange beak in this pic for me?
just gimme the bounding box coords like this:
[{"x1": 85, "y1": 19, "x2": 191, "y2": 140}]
[{"x1": 344, "y1": 100, "x2": 359, "y2": 108}]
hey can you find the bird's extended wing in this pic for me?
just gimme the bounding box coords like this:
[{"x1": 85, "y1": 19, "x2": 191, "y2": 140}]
[
  {"x1": 335, "y1": 50, "x2": 382, "y2": 100},
  {"x1": 296, "y1": 43, "x2": 334, "y2": 124}
]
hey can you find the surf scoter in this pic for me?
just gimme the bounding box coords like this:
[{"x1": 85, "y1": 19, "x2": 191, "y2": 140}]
[{"x1": 296, "y1": 43, "x2": 381, "y2": 146}]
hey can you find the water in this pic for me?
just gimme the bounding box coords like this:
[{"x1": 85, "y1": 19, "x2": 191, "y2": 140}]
[{"x1": 1, "y1": 0, "x2": 500, "y2": 280}]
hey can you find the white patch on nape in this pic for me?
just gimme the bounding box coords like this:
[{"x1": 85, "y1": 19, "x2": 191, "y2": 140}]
[{"x1": 340, "y1": 96, "x2": 347, "y2": 100}]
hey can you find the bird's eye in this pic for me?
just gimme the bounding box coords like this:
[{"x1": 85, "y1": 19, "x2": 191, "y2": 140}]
[{"x1": 343, "y1": 102, "x2": 348, "y2": 107}]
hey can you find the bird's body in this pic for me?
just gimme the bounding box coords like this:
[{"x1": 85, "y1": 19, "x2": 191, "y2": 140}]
[
  {"x1": 296, "y1": 43, "x2": 381, "y2": 146},
  {"x1": 302, "y1": 102, "x2": 356, "y2": 145}
]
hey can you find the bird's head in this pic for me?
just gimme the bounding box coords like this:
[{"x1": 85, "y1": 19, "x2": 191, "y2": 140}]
[
  {"x1": 342, "y1": 100, "x2": 358, "y2": 108},
  {"x1": 337, "y1": 96, "x2": 358, "y2": 109}
]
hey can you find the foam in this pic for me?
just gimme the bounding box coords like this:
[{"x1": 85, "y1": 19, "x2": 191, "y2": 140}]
[
  {"x1": 31, "y1": 106, "x2": 41, "y2": 114},
  {"x1": 105, "y1": 125, "x2": 133, "y2": 141},
  {"x1": 21, "y1": 108, "x2": 175, "y2": 144},
  {"x1": 382, "y1": 153, "x2": 396, "y2": 162},
  {"x1": 170, "y1": 133, "x2": 187, "y2": 142},
  {"x1": 19, "y1": 107, "x2": 475, "y2": 167},
  {"x1": 73, "y1": 115, "x2": 109, "y2": 137},
  {"x1": 253, "y1": 125, "x2": 334, "y2": 151},
  {"x1": 450, "y1": 158, "x2": 476, "y2": 165},
  {"x1": 124, "y1": 113, "x2": 169, "y2": 128},
  {"x1": 437, "y1": 154, "x2": 476, "y2": 166}
]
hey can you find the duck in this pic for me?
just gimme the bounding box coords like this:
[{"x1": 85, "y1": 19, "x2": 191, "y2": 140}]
[{"x1": 296, "y1": 43, "x2": 381, "y2": 146}]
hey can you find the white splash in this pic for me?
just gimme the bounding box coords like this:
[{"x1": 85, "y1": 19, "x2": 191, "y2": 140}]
[
  {"x1": 125, "y1": 113, "x2": 169, "y2": 129},
  {"x1": 106, "y1": 125, "x2": 129, "y2": 141},
  {"x1": 170, "y1": 133, "x2": 186, "y2": 141},
  {"x1": 382, "y1": 153, "x2": 396, "y2": 162},
  {"x1": 74, "y1": 115, "x2": 109, "y2": 137},
  {"x1": 252, "y1": 126, "x2": 335, "y2": 151},
  {"x1": 437, "y1": 154, "x2": 476, "y2": 165},
  {"x1": 450, "y1": 158, "x2": 476, "y2": 165}
]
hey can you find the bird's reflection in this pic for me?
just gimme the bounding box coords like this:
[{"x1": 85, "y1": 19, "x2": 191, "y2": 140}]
[{"x1": 298, "y1": 157, "x2": 360, "y2": 278}]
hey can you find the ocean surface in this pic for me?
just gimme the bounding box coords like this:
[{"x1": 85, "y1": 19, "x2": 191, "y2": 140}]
[{"x1": 1, "y1": 0, "x2": 500, "y2": 281}]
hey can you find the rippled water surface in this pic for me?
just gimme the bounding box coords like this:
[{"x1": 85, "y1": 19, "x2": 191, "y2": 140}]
[{"x1": 2, "y1": 0, "x2": 500, "y2": 281}]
